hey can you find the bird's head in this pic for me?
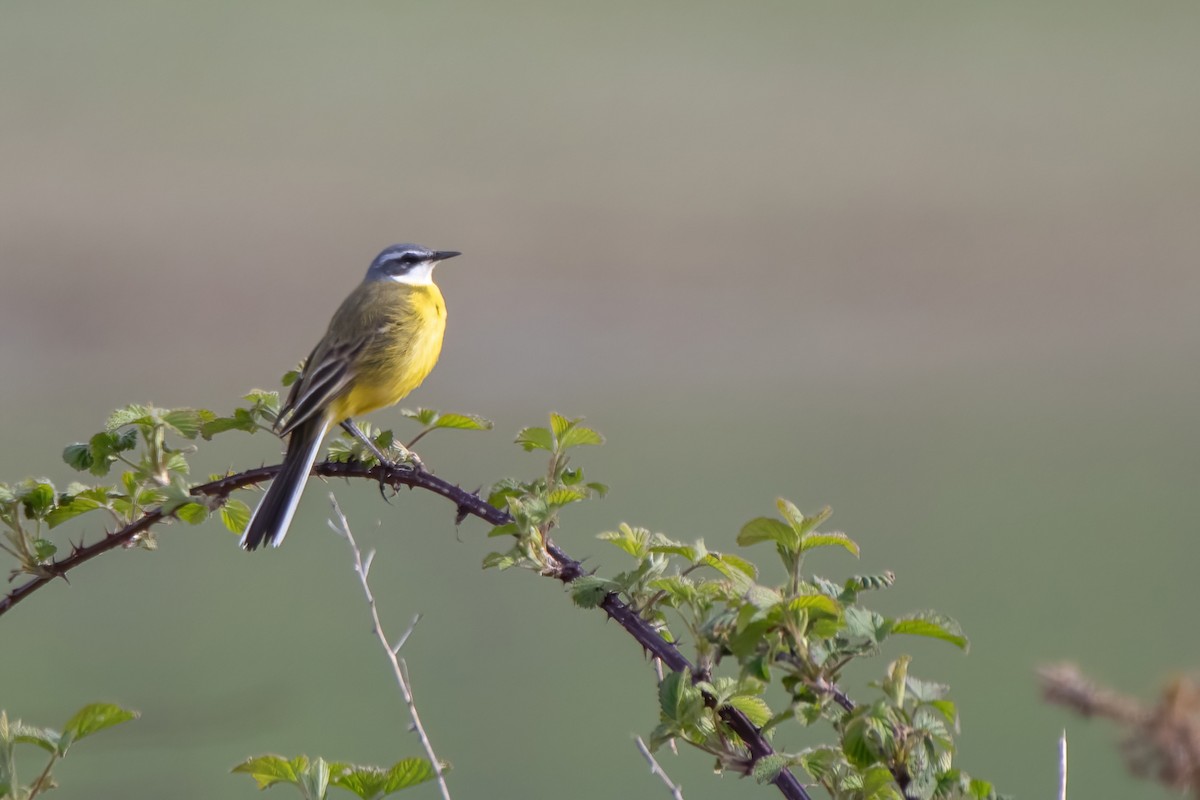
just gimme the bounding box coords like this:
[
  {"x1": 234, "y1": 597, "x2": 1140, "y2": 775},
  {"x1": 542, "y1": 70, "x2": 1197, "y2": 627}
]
[{"x1": 365, "y1": 244, "x2": 461, "y2": 285}]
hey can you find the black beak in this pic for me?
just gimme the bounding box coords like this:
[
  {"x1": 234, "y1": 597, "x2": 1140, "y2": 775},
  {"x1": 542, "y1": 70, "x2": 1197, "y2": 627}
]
[{"x1": 432, "y1": 250, "x2": 461, "y2": 262}]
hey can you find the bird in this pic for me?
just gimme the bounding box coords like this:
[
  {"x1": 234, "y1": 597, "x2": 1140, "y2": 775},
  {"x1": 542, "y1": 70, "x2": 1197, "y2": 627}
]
[{"x1": 240, "y1": 243, "x2": 459, "y2": 550}]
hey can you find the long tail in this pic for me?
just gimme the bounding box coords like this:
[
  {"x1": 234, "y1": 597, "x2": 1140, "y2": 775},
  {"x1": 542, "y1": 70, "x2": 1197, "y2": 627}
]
[{"x1": 240, "y1": 416, "x2": 331, "y2": 550}]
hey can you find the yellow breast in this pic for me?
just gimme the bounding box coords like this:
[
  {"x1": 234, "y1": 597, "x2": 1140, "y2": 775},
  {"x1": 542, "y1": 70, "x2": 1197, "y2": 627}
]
[{"x1": 329, "y1": 282, "x2": 446, "y2": 421}]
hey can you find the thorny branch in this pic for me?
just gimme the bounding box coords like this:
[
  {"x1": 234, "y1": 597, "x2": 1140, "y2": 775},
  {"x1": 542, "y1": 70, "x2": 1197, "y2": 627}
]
[{"x1": 2, "y1": 459, "x2": 815, "y2": 800}]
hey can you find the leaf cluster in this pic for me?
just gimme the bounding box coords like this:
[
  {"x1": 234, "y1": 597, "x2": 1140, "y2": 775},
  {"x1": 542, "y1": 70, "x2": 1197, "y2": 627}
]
[
  {"x1": 482, "y1": 414, "x2": 606, "y2": 572},
  {"x1": 484, "y1": 427, "x2": 1006, "y2": 799},
  {"x1": 232, "y1": 754, "x2": 439, "y2": 800},
  {"x1": 1, "y1": 382, "x2": 494, "y2": 583},
  {"x1": 1, "y1": 703, "x2": 138, "y2": 799}
]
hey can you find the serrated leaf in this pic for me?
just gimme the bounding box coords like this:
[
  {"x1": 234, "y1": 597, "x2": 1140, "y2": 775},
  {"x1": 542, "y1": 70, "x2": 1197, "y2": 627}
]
[
  {"x1": 778, "y1": 500, "x2": 832, "y2": 536},
  {"x1": 726, "y1": 695, "x2": 772, "y2": 727},
  {"x1": 716, "y1": 552, "x2": 758, "y2": 579},
  {"x1": 905, "y1": 675, "x2": 950, "y2": 703},
  {"x1": 21, "y1": 481, "x2": 56, "y2": 519},
  {"x1": 648, "y1": 576, "x2": 699, "y2": 607},
  {"x1": 162, "y1": 408, "x2": 211, "y2": 438},
  {"x1": 800, "y1": 530, "x2": 860, "y2": 556},
  {"x1": 482, "y1": 551, "x2": 518, "y2": 570},
  {"x1": 332, "y1": 758, "x2": 438, "y2": 799},
  {"x1": 597, "y1": 524, "x2": 650, "y2": 558},
  {"x1": 12, "y1": 722, "x2": 61, "y2": 754},
  {"x1": 201, "y1": 412, "x2": 259, "y2": 438},
  {"x1": 232, "y1": 754, "x2": 305, "y2": 789},
  {"x1": 32, "y1": 538, "x2": 57, "y2": 560},
  {"x1": 401, "y1": 407, "x2": 440, "y2": 425},
  {"x1": 63, "y1": 443, "x2": 94, "y2": 471},
  {"x1": 843, "y1": 606, "x2": 893, "y2": 644},
  {"x1": 105, "y1": 404, "x2": 152, "y2": 431},
  {"x1": 649, "y1": 543, "x2": 697, "y2": 561},
  {"x1": 558, "y1": 425, "x2": 603, "y2": 450},
  {"x1": 514, "y1": 426, "x2": 554, "y2": 452},
  {"x1": 549, "y1": 413, "x2": 573, "y2": 439},
  {"x1": 795, "y1": 746, "x2": 845, "y2": 783},
  {"x1": 751, "y1": 753, "x2": 791, "y2": 784},
  {"x1": 60, "y1": 704, "x2": 138, "y2": 753},
  {"x1": 430, "y1": 412, "x2": 492, "y2": 432},
  {"x1": 47, "y1": 493, "x2": 108, "y2": 529},
  {"x1": 737, "y1": 517, "x2": 798, "y2": 550},
  {"x1": 220, "y1": 499, "x2": 252, "y2": 535},
  {"x1": 546, "y1": 487, "x2": 588, "y2": 508},
  {"x1": 786, "y1": 593, "x2": 841, "y2": 617},
  {"x1": 891, "y1": 611, "x2": 969, "y2": 651},
  {"x1": 570, "y1": 576, "x2": 616, "y2": 608},
  {"x1": 174, "y1": 502, "x2": 208, "y2": 525}
]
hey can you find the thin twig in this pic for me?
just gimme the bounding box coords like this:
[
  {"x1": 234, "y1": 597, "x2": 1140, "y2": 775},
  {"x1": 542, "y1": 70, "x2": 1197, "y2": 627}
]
[
  {"x1": 636, "y1": 736, "x2": 686, "y2": 800},
  {"x1": 1058, "y1": 729, "x2": 1067, "y2": 800},
  {"x1": 327, "y1": 494, "x2": 452, "y2": 800}
]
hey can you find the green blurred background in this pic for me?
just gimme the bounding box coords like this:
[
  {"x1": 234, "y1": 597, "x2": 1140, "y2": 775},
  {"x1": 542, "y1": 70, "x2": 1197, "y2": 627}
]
[{"x1": 2, "y1": 2, "x2": 1198, "y2": 797}]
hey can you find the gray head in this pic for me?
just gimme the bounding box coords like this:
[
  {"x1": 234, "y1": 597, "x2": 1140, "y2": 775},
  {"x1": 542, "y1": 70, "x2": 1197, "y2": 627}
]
[{"x1": 365, "y1": 243, "x2": 461, "y2": 285}]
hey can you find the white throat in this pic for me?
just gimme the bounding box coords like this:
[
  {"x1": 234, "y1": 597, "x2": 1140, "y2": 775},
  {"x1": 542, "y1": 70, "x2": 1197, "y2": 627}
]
[{"x1": 388, "y1": 262, "x2": 436, "y2": 286}]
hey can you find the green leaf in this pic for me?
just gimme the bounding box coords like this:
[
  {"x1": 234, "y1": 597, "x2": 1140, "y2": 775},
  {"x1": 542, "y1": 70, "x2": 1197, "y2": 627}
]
[
  {"x1": 332, "y1": 758, "x2": 438, "y2": 799},
  {"x1": 162, "y1": 408, "x2": 212, "y2": 438},
  {"x1": 514, "y1": 426, "x2": 554, "y2": 452},
  {"x1": 546, "y1": 487, "x2": 589, "y2": 508},
  {"x1": 737, "y1": 517, "x2": 798, "y2": 550},
  {"x1": 11, "y1": 722, "x2": 62, "y2": 754},
  {"x1": 549, "y1": 413, "x2": 573, "y2": 439},
  {"x1": 233, "y1": 754, "x2": 305, "y2": 789},
  {"x1": 778, "y1": 500, "x2": 831, "y2": 536},
  {"x1": 105, "y1": 404, "x2": 152, "y2": 431},
  {"x1": 570, "y1": 576, "x2": 616, "y2": 608},
  {"x1": 557, "y1": 424, "x2": 604, "y2": 450},
  {"x1": 751, "y1": 753, "x2": 791, "y2": 784},
  {"x1": 220, "y1": 499, "x2": 252, "y2": 535},
  {"x1": 794, "y1": 746, "x2": 844, "y2": 784},
  {"x1": 201, "y1": 411, "x2": 259, "y2": 438},
  {"x1": 299, "y1": 757, "x2": 331, "y2": 800},
  {"x1": 657, "y1": 666, "x2": 696, "y2": 724},
  {"x1": 843, "y1": 606, "x2": 893, "y2": 645},
  {"x1": 429, "y1": 411, "x2": 493, "y2": 432},
  {"x1": 47, "y1": 492, "x2": 108, "y2": 528},
  {"x1": 60, "y1": 703, "x2": 138, "y2": 753},
  {"x1": 245, "y1": 388, "x2": 282, "y2": 407},
  {"x1": 891, "y1": 611, "x2": 969, "y2": 651},
  {"x1": 401, "y1": 407, "x2": 440, "y2": 425},
  {"x1": 20, "y1": 481, "x2": 56, "y2": 519},
  {"x1": 597, "y1": 524, "x2": 651, "y2": 558},
  {"x1": 648, "y1": 543, "x2": 697, "y2": 561},
  {"x1": 482, "y1": 551, "x2": 519, "y2": 570},
  {"x1": 63, "y1": 443, "x2": 94, "y2": 471},
  {"x1": 968, "y1": 778, "x2": 997, "y2": 799},
  {"x1": 174, "y1": 502, "x2": 209, "y2": 525},
  {"x1": 32, "y1": 539, "x2": 57, "y2": 561},
  {"x1": 726, "y1": 695, "x2": 772, "y2": 727},
  {"x1": 715, "y1": 552, "x2": 758, "y2": 579},
  {"x1": 800, "y1": 531, "x2": 860, "y2": 557},
  {"x1": 784, "y1": 593, "x2": 841, "y2": 618}
]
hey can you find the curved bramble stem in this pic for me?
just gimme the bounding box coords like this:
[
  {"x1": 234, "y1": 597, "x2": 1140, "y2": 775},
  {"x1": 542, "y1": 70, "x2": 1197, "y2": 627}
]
[{"x1": 1, "y1": 459, "x2": 814, "y2": 800}]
